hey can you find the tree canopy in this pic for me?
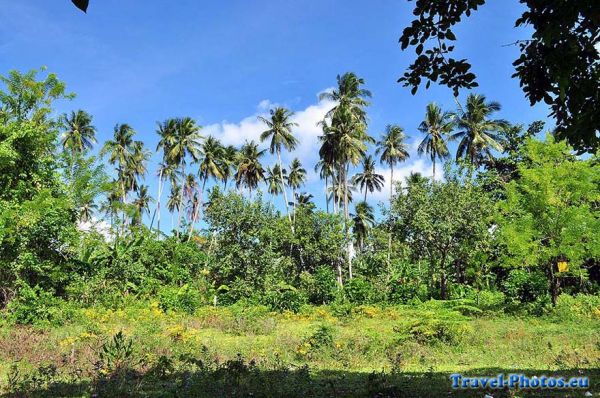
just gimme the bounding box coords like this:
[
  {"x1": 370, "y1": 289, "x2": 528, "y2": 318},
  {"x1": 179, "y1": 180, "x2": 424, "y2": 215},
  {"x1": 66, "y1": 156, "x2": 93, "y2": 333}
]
[{"x1": 399, "y1": 0, "x2": 600, "y2": 153}]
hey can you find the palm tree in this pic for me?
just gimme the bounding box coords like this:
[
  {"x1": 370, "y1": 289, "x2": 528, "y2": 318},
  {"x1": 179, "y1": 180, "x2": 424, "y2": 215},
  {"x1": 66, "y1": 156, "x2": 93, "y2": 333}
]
[
  {"x1": 451, "y1": 94, "x2": 508, "y2": 166},
  {"x1": 259, "y1": 107, "x2": 298, "y2": 223},
  {"x1": 376, "y1": 125, "x2": 410, "y2": 202},
  {"x1": 265, "y1": 164, "x2": 287, "y2": 197},
  {"x1": 328, "y1": 182, "x2": 356, "y2": 208},
  {"x1": 133, "y1": 185, "x2": 153, "y2": 225},
  {"x1": 352, "y1": 154, "x2": 385, "y2": 201},
  {"x1": 167, "y1": 117, "x2": 202, "y2": 237},
  {"x1": 188, "y1": 136, "x2": 225, "y2": 238},
  {"x1": 101, "y1": 181, "x2": 122, "y2": 229},
  {"x1": 352, "y1": 201, "x2": 375, "y2": 252},
  {"x1": 317, "y1": 121, "x2": 340, "y2": 214},
  {"x1": 154, "y1": 118, "x2": 178, "y2": 232},
  {"x1": 60, "y1": 110, "x2": 97, "y2": 174},
  {"x1": 320, "y1": 72, "x2": 372, "y2": 281},
  {"x1": 295, "y1": 192, "x2": 314, "y2": 209},
  {"x1": 314, "y1": 158, "x2": 335, "y2": 213},
  {"x1": 166, "y1": 184, "x2": 181, "y2": 232},
  {"x1": 319, "y1": 72, "x2": 371, "y2": 123},
  {"x1": 376, "y1": 124, "x2": 410, "y2": 263},
  {"x1": 78, "y1": 195, "x2": 98, "y2": 224},
  {"x1": 125, "y1": 141, "x2": 149, "y2": 195},
  {"x1": 417, "y1": 103, "x2": 454, "y2": 179},
  {"x1": 101, "y1": 123, "x2": 135, "y2": 202},
  {"x1": 406, "y1": 171, "x2": 428, "y2": 187},
  {"x1": 235, "y1": 140, "x2": 265, "y2": 195},
  {"x1": 220, "y1": 145, "x2": 238, "y2": 190},
  {"x1": 287, "y1": 158, "x2": 306, "y2": 217}
]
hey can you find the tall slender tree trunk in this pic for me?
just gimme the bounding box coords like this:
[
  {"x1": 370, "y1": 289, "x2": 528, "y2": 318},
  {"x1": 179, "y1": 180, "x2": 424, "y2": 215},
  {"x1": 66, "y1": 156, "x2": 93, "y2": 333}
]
[
  {"x1": 176, "y1": 163, "x2": 186, "y2": 238},
  {"x1": 343, "y1": 164, "x2": 353, "y2": 280},
  {"x1": 150, "y1": 169, "x2": 163, "y2": 231},
  {"x1": 432, "y1": 158, "x2": 436, "y2": 181},
  {"x1": 278, "y1": 150, "x2": 293, "y2": 230},
  {"x1": 325, "y1": 175, "x2": 330, "y2": 214},
  {"x1": 292, "y1": 187, "x2": 296, "y2": 224},
  {"x1": 333, "y1": 168, "x2": 339, "y2": 215},
  {"x1": 188, "y1": 175, "x2": 207, "y2": 241},
  {"x1": 387, "y1": 164, "x2": 394, "y2": 263}
]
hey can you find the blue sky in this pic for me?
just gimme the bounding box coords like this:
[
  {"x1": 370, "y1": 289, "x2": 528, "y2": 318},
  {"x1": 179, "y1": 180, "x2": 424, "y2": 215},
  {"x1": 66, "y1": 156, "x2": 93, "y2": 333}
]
[{"x1": 0, "y1": 0, "x2": 552, "y2": 228}]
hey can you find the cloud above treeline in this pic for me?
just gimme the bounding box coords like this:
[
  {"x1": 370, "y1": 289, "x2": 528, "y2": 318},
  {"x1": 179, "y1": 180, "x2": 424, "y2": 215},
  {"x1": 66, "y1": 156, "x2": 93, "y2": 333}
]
[{"x1": 202, "y1": 89, "x2": 436, "y2": 206}]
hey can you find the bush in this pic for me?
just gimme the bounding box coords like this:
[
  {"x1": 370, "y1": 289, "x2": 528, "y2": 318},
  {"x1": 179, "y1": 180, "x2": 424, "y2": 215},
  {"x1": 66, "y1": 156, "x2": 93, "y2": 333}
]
[
  {"x1": 297, "y1": 324, "x2": 336, "y2": 358},
  {"x1": 261, "y1": 283, "x2": 307, "y2": 313},
  {"x1": 387, "y1": 277, "x2": 428, "y2": 304},
  {"x1": 158, "y1": 284, "x2": 203, "y2": 314},
  {"x1": 225, "y1": 304, "x2": 276, "y2": 335},
  {"x1": 473, "y1": 290, "x2": 506, "y2": 312},
  {"x1": 299, "y1": 266, "x2": 338, "y2": 305},
  {"x1": 343, "y1": 277, "x2": 373, "y2": 304},
  {"x1": 503, "y1": 269, "x2": 548, "y2": 304},
  {"x1": 395, "y1": 318, "x2": 472, "y2": 345},
  {"x1": 552, "y1": 294, "x2": 600, "y2": 321},
  {"x1": 8, "y1": 285, "x2": 71, "y2": 326},
  {"x1": 215, "y1": 279, "x2": 257, "y2": 306}
]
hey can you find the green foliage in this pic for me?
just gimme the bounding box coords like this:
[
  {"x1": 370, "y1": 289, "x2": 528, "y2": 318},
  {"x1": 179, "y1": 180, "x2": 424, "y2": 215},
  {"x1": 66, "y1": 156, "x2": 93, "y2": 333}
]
[
  {"x1": 0, "y1": 191, "x2": 79, "y2": 294},
  {"x1": 343, "y1": 276, "x2": 373, "y2": 304},
  {"x1": 390, "y1": 166, "x2": 495, "y2": 299},
  {"x1": 204, "y1": 189, "x2": 280, "y2": 290},
  {"x1": 503, "y1": 269, "x2": 549, "y2": 304},
  {"x1": 498, "y1": 136, "x2": 600, "y2": 304},
  {"x1": 158, "y1": 284, "x2": 203, "y2": 314},
  {"x1": 399, "y1": 2, "x2": 599, "y2": 153},
  {"x1": 299, "y1": 266, "x2": 338, "y2": 305},
  {"x1": 7, "y1": 284, "x2": 70, "y2": 326},
  {"x1": 551, "y1": 294, "x2": 600, "y2": 321},
  {"x1": 469, "y1": 290, "x2": 506, "y2": 313},
  {"x1": 396, "y1": 317, "x2": 472, "y2": 345},
  {"x1": 261, "y1": 282, "x2": 307, "y2": 313},
  {"x1": 98, "y1": 331, "x2": 137, "y2": 374}
]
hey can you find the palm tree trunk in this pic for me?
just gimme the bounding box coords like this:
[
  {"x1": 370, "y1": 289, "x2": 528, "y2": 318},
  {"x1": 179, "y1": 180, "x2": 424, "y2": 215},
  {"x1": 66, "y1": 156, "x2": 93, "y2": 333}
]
[
  {"x1": 387, "y1": 164, "x2": 394, "y2": 264},
  {"x1": 292, "y1": 187, "x2": 296, "y2": 224},
  {"x1": 364, "y1": 188, "x2": 367, "y2": 202},
  {"x1": 176, "y1": 163, "x2": 186, "y2": 238},
  {"x1": 343, "y1": 163, "x2": 353, "y2": 280},
  {"x1": 325, "y1": 175, "x2": 330, "y2": 214},
  {"x1": 188, "y1": 174, "x2": 207, "y2": 241},
  {"x1": 150, "y1": 169, "x2": 163, "y2": 231},
  {"x1": 333, "y1": 168, "x2": 339, "y2": 215},
  {"x1": 432, "y1": 158, "x2": 436, "y2": 181},
  {"x1": 278, "y1": 151, "x2": 293, "y2": 229}
]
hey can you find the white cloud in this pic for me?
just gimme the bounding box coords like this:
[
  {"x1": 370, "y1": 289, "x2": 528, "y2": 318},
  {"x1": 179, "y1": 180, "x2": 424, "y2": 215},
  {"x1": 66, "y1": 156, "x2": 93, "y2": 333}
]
[
  {"x1": 203, "y1": 92, "x2": 335, "y2": 183},
  {"x1": 77, "y1": 218, "x2": 113, "y2": 241},
  {"x1": 289, "y1": 98, "x2": 335, "y2": 159},
  {"x1": 203, "y1": 114, "x2": 265, "y2": 146},
  {"x1": 370, "y1": 159, "x2": 436, "y2": 201}
]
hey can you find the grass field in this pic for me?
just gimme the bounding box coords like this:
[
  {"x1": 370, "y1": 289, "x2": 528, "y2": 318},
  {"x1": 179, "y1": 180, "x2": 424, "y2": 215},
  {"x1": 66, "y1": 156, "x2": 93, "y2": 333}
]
[{"x1": 1, "y1": 301, "x2": 598, "y2": 397}]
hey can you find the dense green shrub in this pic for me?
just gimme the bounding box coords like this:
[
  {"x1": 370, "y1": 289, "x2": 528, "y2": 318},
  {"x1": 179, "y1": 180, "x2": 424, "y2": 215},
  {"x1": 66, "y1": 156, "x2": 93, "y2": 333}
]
[
  {"x1": 261, "y1": 283, "x2": 307, "y2": 313},
  {"x1": 551, "y1": 294, "x2": 600, "y2": 321},
  {"x1": 7, "y1": 285, "x2": 72, "y2": 326},
  {"x1": 343, "y1": 277, "x2": 373, "y2": 304},
  {"x1": 300, "y1": 266, "x2": 338, "y2": 305},
  {"x1": 158, "y1": 284, "x2": 203, "y2": 314},
  {"x1": 503, "y1": 269, "x2": 549, "y2": 305},
  {"x1": 395, "y1": 317, "x2": 472, "y2": 345},
  {"x1": 387, "y1": 275, "x2": 429, "y2": 304}
]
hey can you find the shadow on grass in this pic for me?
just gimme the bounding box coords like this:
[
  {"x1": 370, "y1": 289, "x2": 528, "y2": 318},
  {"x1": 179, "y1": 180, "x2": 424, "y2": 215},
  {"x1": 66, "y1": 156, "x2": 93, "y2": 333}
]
[{"x1": 2, "y1": 366, "x2": 597, "y2": 398}]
